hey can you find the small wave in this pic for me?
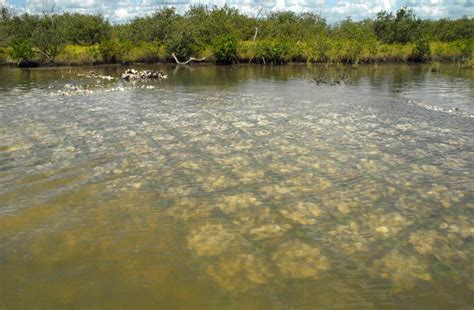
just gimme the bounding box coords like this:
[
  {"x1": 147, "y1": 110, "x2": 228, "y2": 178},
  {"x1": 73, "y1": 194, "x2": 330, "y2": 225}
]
[
  {"x1": 48, "y1": 84, "x2": 157, "y2": 97},
  {"x1": 406, "y1": 100, "x2": 474, "y2": 118}
]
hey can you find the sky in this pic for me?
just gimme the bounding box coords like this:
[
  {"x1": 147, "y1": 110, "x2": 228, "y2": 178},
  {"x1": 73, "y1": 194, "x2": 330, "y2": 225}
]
[{"x1": 1, "y1": 0, "x2": 473, "y2": 23}]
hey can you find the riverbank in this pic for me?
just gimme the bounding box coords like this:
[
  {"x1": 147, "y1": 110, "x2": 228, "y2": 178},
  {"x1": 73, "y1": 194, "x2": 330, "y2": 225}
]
[{"x1": 1, "y1": 41, "x2": 473, "y2": 68}]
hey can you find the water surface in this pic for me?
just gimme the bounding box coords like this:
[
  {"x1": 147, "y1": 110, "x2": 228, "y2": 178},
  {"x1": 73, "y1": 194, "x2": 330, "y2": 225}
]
[{"x1": 0, "y1": 64, "x2": 473, "y2": 309}]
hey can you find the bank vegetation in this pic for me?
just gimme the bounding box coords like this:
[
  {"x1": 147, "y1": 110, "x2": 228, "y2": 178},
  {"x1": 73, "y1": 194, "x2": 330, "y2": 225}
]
[{"x1": 0, "y1": 5, "x2": 473, "y2": 67}]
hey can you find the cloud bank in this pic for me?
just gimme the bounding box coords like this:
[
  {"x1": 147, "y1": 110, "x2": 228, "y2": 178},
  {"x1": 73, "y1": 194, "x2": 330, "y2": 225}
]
[{"x1": 4, "y1": 0, "x2": 473, "y2": 23}]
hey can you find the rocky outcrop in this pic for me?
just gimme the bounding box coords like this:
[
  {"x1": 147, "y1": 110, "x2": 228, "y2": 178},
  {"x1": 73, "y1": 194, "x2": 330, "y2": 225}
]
[{"x1": 121, "y1": 69, "x2": 168, "y2": 81}]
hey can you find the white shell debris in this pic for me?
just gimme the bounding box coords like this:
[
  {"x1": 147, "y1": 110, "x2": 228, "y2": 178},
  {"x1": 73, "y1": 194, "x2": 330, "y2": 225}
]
[
  {"x1": 121, "y1": 68, "x2": 168, "y2": 81},
  {"x1": 78, "y1": 71, "x2": 114, "y2": 80}
]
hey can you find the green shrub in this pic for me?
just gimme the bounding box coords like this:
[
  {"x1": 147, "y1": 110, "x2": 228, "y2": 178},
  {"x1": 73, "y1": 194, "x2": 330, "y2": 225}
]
[
  {"x1": 212, "y1": 34, "x2": 238, "y2": 64},
  {"x1": 165, "y1": 30, "x2": 202, "y2": 60},
  {"x1": 122, "y1": 42, "x2": 160, "y2": 63},
  {"x1": 98, "y1": 39, "x2": 129, "y2": 63},
  {"x1": 288, "y1": 41, "x2": 307, "y2": 62},
  {"x1": 459, "y1": 38, "x2": 473, "y2": 60},
  {"x1": 9, "y1": 38, "x2": 35, "y2": 63},
  {"x1": 313, "y1": 35, "x2": 331, "y2": 62},
  {"x1": 236, "y1": 40, "x2": 255, "y2": 61},
  {"x1": 0, "y1": 46, "x2": 9, "y2": 62},
  {"x1": 87, "y1": 45, "x2": 101, "y2": 60},
  {"x1": 55, "y1": 44, "x2": 99, "y2": 64},
  {"x1": 328, "y1": 40, "x2": 344, "y2": 63},
  {"x1": 411, "y1": 36, "x2": 431, "y2": 62},
  {"x1": 343, "y1": 40, "x2": 364, "y2": 64},
  {"x1": 255, "y1": 40, "x2": 289, "y2": 64}
]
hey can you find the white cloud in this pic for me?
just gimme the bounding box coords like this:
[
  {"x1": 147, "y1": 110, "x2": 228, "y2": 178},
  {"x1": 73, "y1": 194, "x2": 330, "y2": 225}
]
[
  {"x1": 324, "y1": 0, "x2": 395, "y2": 22},
  {"x1": 404, "y1": 0, "x2": 474, "y2": 19},
  {"x1": 114, "y1": 8, "x2": 130, "y2": 19},
  {"x1": 14, "y1": 0, "x2": 474, "y2": 22}
]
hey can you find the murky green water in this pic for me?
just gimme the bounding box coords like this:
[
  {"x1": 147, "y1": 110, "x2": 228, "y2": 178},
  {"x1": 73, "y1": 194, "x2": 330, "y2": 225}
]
[{"x1": 1, "y1": 64, "x2": 473, "y2": 309}]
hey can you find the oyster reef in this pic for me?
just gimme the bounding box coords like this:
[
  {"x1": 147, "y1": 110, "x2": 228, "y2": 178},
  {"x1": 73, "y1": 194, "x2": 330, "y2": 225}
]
[{"x1": 0, "y1": 64, "x2": 473, "y2": 308}]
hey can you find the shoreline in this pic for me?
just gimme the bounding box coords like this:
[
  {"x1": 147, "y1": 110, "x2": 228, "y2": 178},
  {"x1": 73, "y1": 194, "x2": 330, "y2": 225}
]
[{"x1": 1, "y1": 58, "x2": 472, "y2": 69}]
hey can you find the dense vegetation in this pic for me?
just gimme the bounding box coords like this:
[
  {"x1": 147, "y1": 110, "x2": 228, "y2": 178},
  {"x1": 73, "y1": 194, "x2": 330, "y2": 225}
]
[{"x1": 0, "y1": 5, "x2": 473, "y2": 66}]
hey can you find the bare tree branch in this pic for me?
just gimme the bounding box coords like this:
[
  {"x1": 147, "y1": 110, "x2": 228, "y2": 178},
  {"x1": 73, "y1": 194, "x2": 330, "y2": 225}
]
[
  {"x1": 42, "y1": 0, "x2": 56, "y2": 18},
  {"x1": 250, "y1": 1, "x2": 269, "y2": 63},
  {"x1": 252, "y1": 26, "x2": 259, "y2": 42},
  {"x1": 172, "y1": 53, "x2": 207, "y2": 65},
  {"x1": 255, "y1": 4, "x2": 265, "y2": 20},
  {"x1": 32, "y1": 47, "x2": 51, "y2": 60},
  {"x1": 252, "y1": 2, "x2": 267, "y2": 42}
]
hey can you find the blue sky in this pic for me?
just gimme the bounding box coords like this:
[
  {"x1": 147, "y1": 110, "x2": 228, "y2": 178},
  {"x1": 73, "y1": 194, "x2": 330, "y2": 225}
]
[{"x1": 2, "y1": 0, "x2": 473, "y2": 23}]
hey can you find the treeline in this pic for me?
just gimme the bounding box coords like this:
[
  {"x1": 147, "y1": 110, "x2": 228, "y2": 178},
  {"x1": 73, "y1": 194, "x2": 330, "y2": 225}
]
[{"x1": 0, "y1": 5, "x2": 473, "y2": 66}]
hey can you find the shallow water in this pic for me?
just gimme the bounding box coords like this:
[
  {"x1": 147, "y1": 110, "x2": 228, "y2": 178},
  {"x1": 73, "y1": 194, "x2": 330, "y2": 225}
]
[{"x1": 0, "y1": 64, "x2": 473, "y2": 309}]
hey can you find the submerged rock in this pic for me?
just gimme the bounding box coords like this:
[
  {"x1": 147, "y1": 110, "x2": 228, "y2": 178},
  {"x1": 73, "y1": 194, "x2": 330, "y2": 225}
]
[
  {"x1": 217, "y1": 193, "x2": 262, "y2": 214},
  {"x1": 187, "y1": 223, "x2": 236, "y2": 256},
  {"x1": 409, "y1": 230, "x2": 439, "y2": 254},
  {"x1": 121, "y1": 68, "x2": 168, "y2": 81},
  {"x1": 372, "y1": 250, "x2": 431, "y2": 289},
  {"x1": 272, "y1": 240, "x2": 329, "y2": 279},
  {"x1": 280, "y1": 202, "x2": 321, "y2": 225},
  {"x1": 366, "y1": 213, "x2": 411, "y2": 237},
  {"x1": 167, "y1": 199, "x2": 215, "y2": 221},
  {"x1": 207, "y1": 254, "x2": 273, "y2": 292},
  {"x1": 248, "y1": 223, "x2": 292, "y2": 240},
  {"x1": 327, "y1": 222, "x2": 369, "y2": 255}
]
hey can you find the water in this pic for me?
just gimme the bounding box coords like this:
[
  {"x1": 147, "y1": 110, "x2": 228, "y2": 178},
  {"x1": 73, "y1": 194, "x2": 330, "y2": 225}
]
[{"x1": 0, "y1": 64, "x2": 473, "y2": 309}]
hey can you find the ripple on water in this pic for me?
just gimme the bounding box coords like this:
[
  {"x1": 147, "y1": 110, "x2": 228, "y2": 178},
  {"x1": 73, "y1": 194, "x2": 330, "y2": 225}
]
[{"x1": 0, "y1": 65, "x2": 473, "y2": 308}]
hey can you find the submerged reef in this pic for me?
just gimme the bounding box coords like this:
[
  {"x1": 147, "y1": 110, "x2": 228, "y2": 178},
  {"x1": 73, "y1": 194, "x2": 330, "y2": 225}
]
[
  {"x1": 3, "y1": 75, "x2": 472, "y2": 301},
  {"x1": 272, "y1": 240, "x2": 329, "y2": 279}
]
